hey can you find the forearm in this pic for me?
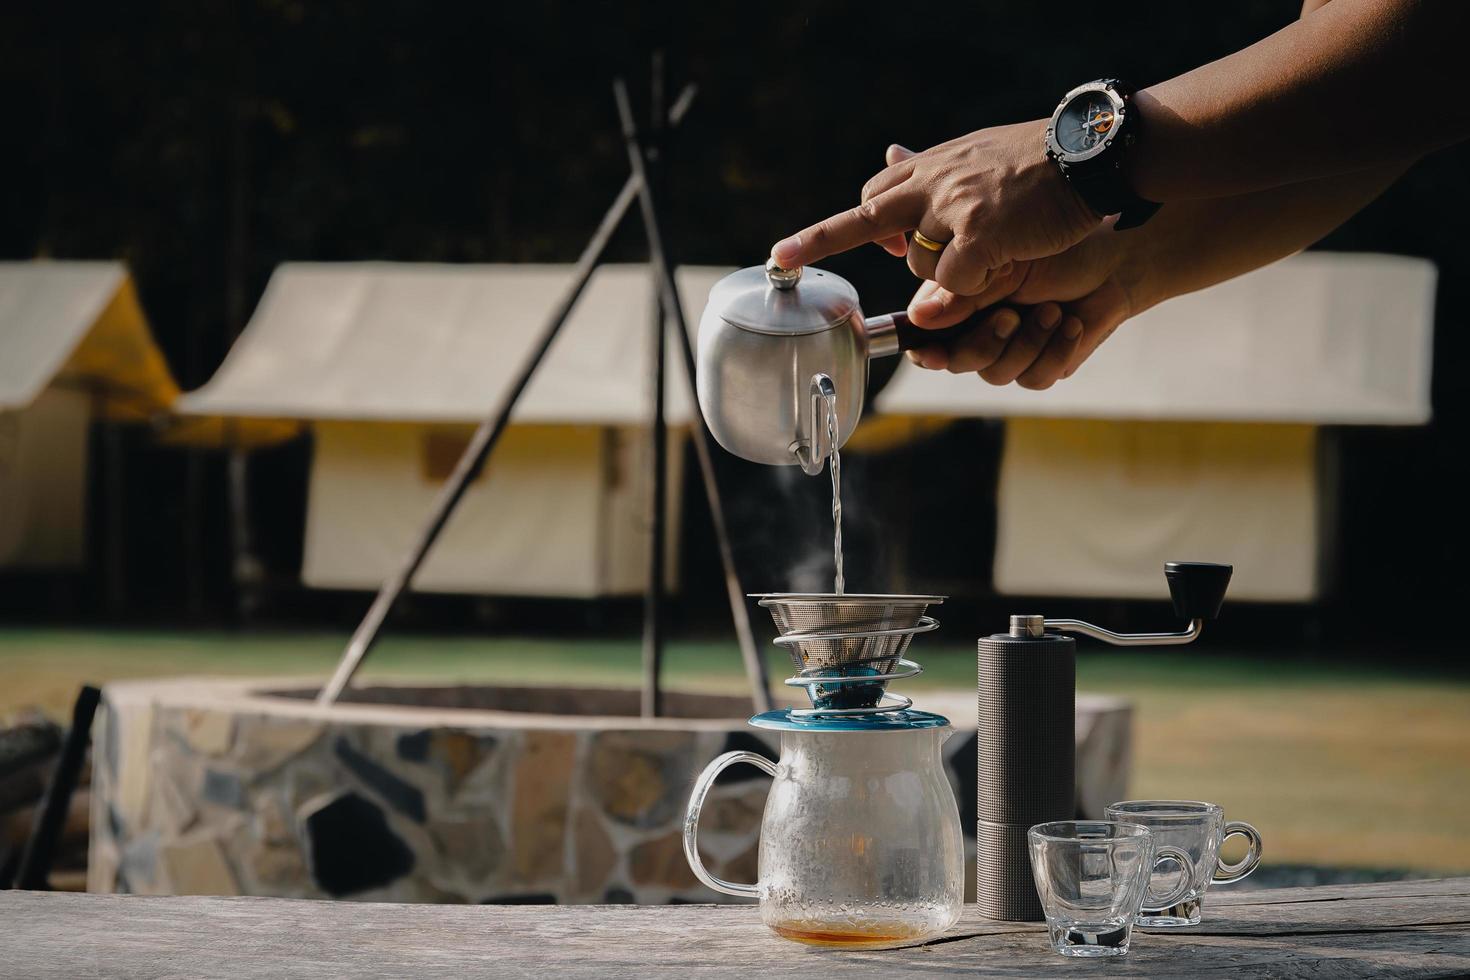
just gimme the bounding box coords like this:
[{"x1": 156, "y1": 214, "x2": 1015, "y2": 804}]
[
  {"x1": 1125, "y1": 161, "x2": 1411, "y2": 312},
  {"x1": 1131, "y1": 0, "x2": 1467, "y2": 201}
]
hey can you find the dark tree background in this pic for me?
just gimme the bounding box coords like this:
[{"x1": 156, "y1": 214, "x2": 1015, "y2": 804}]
[{"x1": 2, "y1": 1, "x2": 1465, "y2": 655}]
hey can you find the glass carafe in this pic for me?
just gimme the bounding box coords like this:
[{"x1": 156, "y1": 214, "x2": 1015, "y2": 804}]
[{"x1": 683, "y1": 711, "x2": 965, "y2": 949}]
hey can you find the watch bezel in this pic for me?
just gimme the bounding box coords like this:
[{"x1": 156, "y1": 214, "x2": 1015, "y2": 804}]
[{"x1": 1046, "y1": 80, "x2": 1129, "y2": 165}]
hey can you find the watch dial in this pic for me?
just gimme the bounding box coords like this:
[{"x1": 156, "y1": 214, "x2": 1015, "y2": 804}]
[{"x1": 1056, "y1": 92, "x2": 1118, "y2": 155}]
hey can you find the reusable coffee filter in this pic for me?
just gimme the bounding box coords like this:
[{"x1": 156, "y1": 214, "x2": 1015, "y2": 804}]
[{"x1": 754, "y1": 594, "x2": 942, "y2": 711}]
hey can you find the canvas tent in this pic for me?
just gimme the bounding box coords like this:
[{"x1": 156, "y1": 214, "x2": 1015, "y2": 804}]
[
  {"x1": 874, "y1": 252, "x2": 1437, "y2": 602},
  {"x1": 0, "y1": 261, "x2": 183, "y2": 568},
  {"x1": 176, "y1": 263, "x2": 731, "y2": 598}
]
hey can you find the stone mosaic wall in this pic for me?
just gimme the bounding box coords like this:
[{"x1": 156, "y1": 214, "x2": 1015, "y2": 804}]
[{"x1": 89, "y1": 680, "x2": 1130, "y2": 904}]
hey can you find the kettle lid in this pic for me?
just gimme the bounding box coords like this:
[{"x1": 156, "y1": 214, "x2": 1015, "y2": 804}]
[{"x1": 708, "y1": 260, "x2": 859, "y2": 336}]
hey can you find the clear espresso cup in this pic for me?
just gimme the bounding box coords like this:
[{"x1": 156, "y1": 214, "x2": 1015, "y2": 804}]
[
  {"x1": 1027, "y1": 820, "x2": 1194, "y2": 957},
  {"x1": 1105, "y1": 800, "x2": 1263, "y2": 927}
]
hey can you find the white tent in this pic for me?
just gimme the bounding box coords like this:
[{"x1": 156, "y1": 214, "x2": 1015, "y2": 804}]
[
  {"x1": 177, "y1": 263, "x2": 732, "y2": 598},
  {"x1": 874, "y1": 252, "x2": 1437, "y2": 601},
  {"x1": 0, "y1": 262, "x2": 181, "y2": 569}
]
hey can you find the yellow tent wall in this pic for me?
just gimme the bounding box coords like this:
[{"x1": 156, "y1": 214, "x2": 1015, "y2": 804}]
[{"x1": 302, "y1": 421, "x2": 683, "y2": 598}]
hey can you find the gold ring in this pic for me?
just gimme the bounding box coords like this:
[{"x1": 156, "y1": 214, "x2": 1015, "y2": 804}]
[{"x1": 911, "y1": 230, "x2": 948, "y2": 253}]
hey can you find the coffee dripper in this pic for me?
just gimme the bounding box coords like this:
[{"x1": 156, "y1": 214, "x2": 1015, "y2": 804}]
[
  {"x1": 683, "y1": 594, "x2": 965, "y2": 948},
  {"x1": 697, "y1": 261, "x2": 978, "y2": 473}
]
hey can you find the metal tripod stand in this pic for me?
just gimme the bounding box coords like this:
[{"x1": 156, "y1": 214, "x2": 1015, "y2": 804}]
[{"x1": 317, "y1": 71, "x2": 770, "y2": 716}]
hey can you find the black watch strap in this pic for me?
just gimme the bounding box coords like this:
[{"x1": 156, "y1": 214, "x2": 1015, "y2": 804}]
[
  {"x1": 1067, "y1": 167, "x2": 1161, "y2": 229},
  {"x1": 1113, "y1": 199, "x2": 1162, "y2": 231}
]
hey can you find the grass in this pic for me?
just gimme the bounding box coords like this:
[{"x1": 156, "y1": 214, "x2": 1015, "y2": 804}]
[{"x1": 2, "y1": 628, "x2": 1467, "y2": 875}]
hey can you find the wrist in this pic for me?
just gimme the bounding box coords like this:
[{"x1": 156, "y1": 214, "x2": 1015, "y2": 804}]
[
  {"x1": 1109, "y1": 212, "x2": 1170, "y2": 315},
  {"x1": 1021, "y1": 118, "x2": 1106, "y2": 246},
  {"x1": 1125, "y1": 88, "x2": 1179, "y2": 204},
  {"x1": 1032, "y1": 119, "x2": 1099, "y2": 218}
]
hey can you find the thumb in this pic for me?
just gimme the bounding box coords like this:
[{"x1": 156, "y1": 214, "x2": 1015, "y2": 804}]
[{"x1": 907, "y1": 284, "x2": 987, "y2": 328}]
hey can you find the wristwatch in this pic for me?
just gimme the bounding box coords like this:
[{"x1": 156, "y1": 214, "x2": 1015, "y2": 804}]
[{"x1": 1045, "y1": 79, "x2": 1160, "y2": 230}]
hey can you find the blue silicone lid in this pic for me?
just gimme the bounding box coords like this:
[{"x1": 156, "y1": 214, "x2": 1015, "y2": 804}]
[{"x1": 748, "y1": 708, "x2": 951, "y2": 732}]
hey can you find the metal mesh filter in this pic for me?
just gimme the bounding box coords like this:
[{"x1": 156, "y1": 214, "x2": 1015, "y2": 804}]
[{"x1": 753, "y1": 594, "x2": 943, "y2": 711}]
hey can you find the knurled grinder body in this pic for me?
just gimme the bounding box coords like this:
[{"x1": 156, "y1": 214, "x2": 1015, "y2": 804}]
[{"x1": 976, "y1": 616, "x2": 1075, "y2": 921}]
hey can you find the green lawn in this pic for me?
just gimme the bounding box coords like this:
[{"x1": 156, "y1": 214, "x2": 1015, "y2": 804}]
[{"x1": 2, "y1": 628, "x2": 1467, "y2": 875}]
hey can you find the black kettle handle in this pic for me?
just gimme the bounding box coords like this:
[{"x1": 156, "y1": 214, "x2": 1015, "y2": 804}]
[{"x1": 890, "y1": 310, "x2": 990, "y2": 352}]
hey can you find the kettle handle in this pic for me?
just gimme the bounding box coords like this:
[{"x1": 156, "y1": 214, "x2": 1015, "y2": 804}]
[
  {"x1": 682, "y1": 750, "x2": 777, "y2": 899},
  {"x1": 866, "y1": 311, "x2": 988, "y2": 358}
]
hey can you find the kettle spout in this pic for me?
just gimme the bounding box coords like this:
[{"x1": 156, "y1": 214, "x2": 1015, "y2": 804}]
[{"x1": 791, "y1": 373, "x2": 837, "y2": 476}]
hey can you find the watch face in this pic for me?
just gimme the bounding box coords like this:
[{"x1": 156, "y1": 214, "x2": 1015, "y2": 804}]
[{"x1": 1055, "y1": 90, "x2": 1119, "y2": 156}]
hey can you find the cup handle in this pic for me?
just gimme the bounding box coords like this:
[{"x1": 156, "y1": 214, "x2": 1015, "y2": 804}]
[
  {"x1": 1213, "y1": 820, "x2": 1263, "y2": 884},
  {"x1": 1141, "y1": 844, "x2": 1197, "y2": 913},
  {"x1": 682, "y1": 750, "x2": 777, "y2": 898}
]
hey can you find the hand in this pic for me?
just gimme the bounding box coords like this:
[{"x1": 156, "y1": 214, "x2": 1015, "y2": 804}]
[
  {"x1": 902, "y1": 224, "x2": 1141, "y2": 389},
  {"x1": 905, "y1": 301, "x2": 1090, "y2": 389},
  {"x1": 770, "y1": 123, "x2": 1100, "y2": 295}
]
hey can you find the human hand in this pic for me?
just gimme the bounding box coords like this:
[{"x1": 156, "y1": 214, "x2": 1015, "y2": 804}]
[
  {"x1": 902, "y1": 225, "x2": 1139, "y2": 389},
  {"x1": 770, "y1": 123, "x2": 1100, "y2": 295}
]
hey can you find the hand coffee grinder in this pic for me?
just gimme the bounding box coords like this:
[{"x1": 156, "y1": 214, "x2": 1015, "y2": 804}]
[{"x1": 976, "y1": 561, "x2": 1233, "y2": 921}]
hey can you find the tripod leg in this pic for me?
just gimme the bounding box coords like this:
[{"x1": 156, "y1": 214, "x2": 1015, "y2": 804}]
[
  {"x1": 317, "y1": 85, "x2": 702, "y2": 706},
  {"x1": 319, "y1": 183, "x2": 635, "y2": 705},
  {"x1": 14, "y1": 686, "x2": 100, "y2": 890},
  {"x1": 641, "y1": 55, "x2": 669, "y2": 719},
  {"x1": 641, "y1": 288, "x2": 668, "y2": 718},
  {"x1": 613, "y1": 80, "x2": 772, "y2": 713}
]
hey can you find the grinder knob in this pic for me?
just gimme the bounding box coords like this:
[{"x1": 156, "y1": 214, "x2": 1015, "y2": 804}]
[{"x1": 1164, "y1": 562, "x2": 1233, "y2": 621}]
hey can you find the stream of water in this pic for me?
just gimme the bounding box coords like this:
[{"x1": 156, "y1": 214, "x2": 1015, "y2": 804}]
[{"x1": 824, "y1": 387, "x2": 843, "y2": 595}]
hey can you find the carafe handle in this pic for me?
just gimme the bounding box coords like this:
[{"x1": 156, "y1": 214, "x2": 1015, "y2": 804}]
[{"x1": 682, "y1": 750, "x2": 777, "y2": 898}]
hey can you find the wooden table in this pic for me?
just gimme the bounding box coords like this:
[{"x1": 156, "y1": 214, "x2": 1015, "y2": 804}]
[{"x1": 4, "y1": 878, "x2": 1468, "y2": 978}]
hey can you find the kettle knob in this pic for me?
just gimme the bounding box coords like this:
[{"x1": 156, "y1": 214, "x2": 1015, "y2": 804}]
[
  {"x1": 764, "y1": 257, "x2": 802, "y2": 290},
  {"x1": 1164, "y1": 562, "x2": 1233, "y2": 621}
]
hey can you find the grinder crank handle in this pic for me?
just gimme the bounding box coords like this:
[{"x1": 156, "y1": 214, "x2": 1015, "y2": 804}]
[
  {"x1": 864, "y1": 310, "x2": 995, "y2": 359},
  {"x1": 1042, "y1": 562, "x2": 1233, "y2": 647}
]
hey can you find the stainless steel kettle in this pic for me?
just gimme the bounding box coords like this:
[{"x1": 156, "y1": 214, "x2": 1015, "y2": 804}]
[{"x1": 696, "y1": 260, "x2": 975, "y2": 473}]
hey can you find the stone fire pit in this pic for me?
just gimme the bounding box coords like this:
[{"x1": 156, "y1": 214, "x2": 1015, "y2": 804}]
[{"x1": 88, "y1": 679, "x2": 1130, "y2": 903}]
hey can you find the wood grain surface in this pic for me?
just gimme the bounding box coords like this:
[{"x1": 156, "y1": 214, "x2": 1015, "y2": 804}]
[{"x1": 2, "y1": 877, "x2": 1467, "y2": 978}]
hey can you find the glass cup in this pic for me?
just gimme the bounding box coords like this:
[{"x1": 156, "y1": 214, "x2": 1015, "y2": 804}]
[
  {"x1": 1105, "y1": 800, "x2": 1263, "y2": 927},
  {"x1": 1027, "y1": 820, "x2": 1194, "y2": 957}
]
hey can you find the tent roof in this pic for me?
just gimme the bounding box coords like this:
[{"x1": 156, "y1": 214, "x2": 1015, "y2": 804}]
[
  {"x1": 875, "y1": 252, "x2": 1437, "y2": 425},
  {"x1": 176, "y1": 263, "x2": 731, "y2": 426},
  {"x1": 0, "y1": 261, "x2": 162, "y2": 413}
]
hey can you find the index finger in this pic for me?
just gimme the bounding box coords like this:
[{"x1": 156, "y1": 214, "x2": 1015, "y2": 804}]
[{"x1": 771, "y1": 188, "x2": 919, "y2": 268}]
